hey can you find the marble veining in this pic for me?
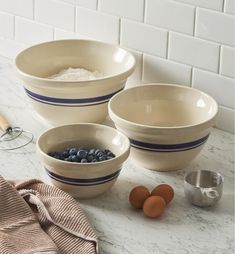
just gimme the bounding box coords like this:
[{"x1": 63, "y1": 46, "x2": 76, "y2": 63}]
[{"x1": 0, "y1": 55, "x2": 234, "y2": 254}]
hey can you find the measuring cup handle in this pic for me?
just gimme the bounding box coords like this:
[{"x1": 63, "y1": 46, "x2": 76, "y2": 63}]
[
  {"x1": 202, "y1": 189, "x2": 219, "y2": 199},
  {"x1": 0, "y1": 113, "x2": 12, "y2": 132}
]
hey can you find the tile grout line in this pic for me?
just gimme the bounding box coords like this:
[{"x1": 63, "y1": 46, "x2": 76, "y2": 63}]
[
  {"x1": 140, "y1": 53, "x2": 143, "y2": 82},
  {"x1": 53, "y1": 28, "x2": 55, "y2": 40},
  {"x1": 166, "y1": 31, "x2": 169, "y2": 59},
  {"x1": 190, "y1": 67, "x2": 194, "y2": 87},
  {"x1": 143, "y1": 0, "x2": 146, "y2": 23},
  {"x1": 118, "y1": 18, "x2": 121, "y2": 45},
  {"x1": 222, "y1": 0, "x2": 225, "y2": 12},
  {"x1": 33, "y1": 0, "x2": 35, "y2": 20},
  {"x1": 97, "y1": 0, "x2": 100, "y2": 11},
  {"x1": 74, "y1": 6, "x2": 76, "y2": 33},
  {"x1": 193, "y1": 7, "x2": 197, "y2": 36},
  {"x1": 141, "y1": 54, "x2": 145, "y2": 82},
  {"x1": 218, "y1": 45, "x2": 222, "y2": 74},
  {"x1": 13, "y1": 16, "x2": 16, "y2": 40}
]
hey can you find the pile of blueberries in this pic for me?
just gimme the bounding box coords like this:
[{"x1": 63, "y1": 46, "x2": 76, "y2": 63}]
[{"x1": 48, "y1": 147, "x2": 116, "y2": 163}]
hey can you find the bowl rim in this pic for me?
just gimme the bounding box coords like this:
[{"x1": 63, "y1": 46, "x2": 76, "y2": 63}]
[
  {"x1": 108, "y1": 83, "x2": 219, "y2": 133},
  {"x1": 36, "y1": 123, "x2": 130, "y2": 167},
  {"x1": 14, "y1": 39, "x2": 136, "y2": 86}
]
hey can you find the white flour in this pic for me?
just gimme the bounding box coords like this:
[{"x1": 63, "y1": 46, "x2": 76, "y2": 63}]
[{"x1": 48, "y1": 67, "x2": 103, "y2": 81}]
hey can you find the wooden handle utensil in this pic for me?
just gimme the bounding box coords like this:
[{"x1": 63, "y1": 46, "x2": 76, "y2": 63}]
[{"x1": 0, "y1": 113, "x2": 12, "y2": 133}]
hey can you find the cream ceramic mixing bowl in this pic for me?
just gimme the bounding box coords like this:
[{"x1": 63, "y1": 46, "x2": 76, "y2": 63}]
[
  {"x1": 15, "y1": 40, "x2": 135, "y2": 126},
  {"x1": 37, "y1": 123, "x2": 130, "y2": 199},
  {"x1": 108, "y1": 83, "x2": 218, "y2": 171}
]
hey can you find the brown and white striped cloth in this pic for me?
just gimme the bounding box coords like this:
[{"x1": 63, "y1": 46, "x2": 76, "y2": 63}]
[{"x1": 0, "y1": 176, "x2": 98, "y2": 254}]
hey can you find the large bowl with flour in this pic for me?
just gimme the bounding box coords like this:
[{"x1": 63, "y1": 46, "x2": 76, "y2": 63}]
[{"x1": 15, "y1": 40, "x2": 135, "y2": 126}]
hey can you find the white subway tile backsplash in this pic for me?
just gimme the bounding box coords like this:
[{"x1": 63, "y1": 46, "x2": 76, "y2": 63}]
[
  {"x1": 192, "y1": 68, "x2": 235, "y2": 109},
  {"x1": 0, "y1": 0, "x2": 33, "y2": 19},
  {"x1": 76, "y1": 7, "x2": 119, "y2": 44},
  {"x1": 175, "y1": 0, "x2": 223, "y2": 11},
  {"x1": 121, "y1": 20, "x2": 167, "y2": 58},
  {"x1": 15, "y1": 17, "x2": 54, "y2": 45},
  {"x1": 0, "y1": 12, "x2": 14, "y2": 39},
  {"x1": 143, "y1": 54, "x2": 192, "y2": 85},
  {"x1": 169, "y1": 32, "x2": 219, "y2": 72},
  {"x1": 77, "y1": 0, "x2": 97, "y2": 10},
  {"x1": 196, "y1": 8, "x2": 235, "y2": 46},
  {"x1": 0, "y1": 37, "x2": 26, "y2": 59},
  {"x1": 146, "y1": 0, "x2": 195, "y2": 35},
  {"x1": 35, "y1": 0, "x2": 75, "y2": 31},
  {"x1": 54, "y1": 28, "x2": 91, "y2": 40},
  {"x1": 99, "y1": 0, "x2": 144, "y2": 22},
  {"x1": 220, "y1": 46, "x2": 235, "y2": 79},
  {"x1": 224, "y1": 0, "x2": 235, "y2": 15},
  {"x1": 0, "y1": 0, "x2": 234, "y2": 132},
  {"x1": 216, "y1": 106, "x2": 235, "y2": 133}
]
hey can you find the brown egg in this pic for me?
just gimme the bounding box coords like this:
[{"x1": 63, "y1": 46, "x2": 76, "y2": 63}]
[
  {"x1": 143, "y1": 196, "x2": 166, "y2": 218},
  {"x1": 151, "y1": 184, "x2": 174, "y2": 204},
  {"x1": 129, "y1": 186, "x2": 150, "y2": 209}
]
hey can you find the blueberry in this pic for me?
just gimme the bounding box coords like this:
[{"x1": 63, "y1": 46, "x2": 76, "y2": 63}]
[
  {"x1": 107, "y1": 156, "x2": 113, "y2": 160},
  {"x1": 70, "y1": 155, "x2": 78, "y2": 162},
  {"x1": 86, "y1": 155, "x2": 93, "y2": 162},
  {"x1": 52, "y1": 151, "x2": 60, "y2": 157},
  {"x1": 92, "y1": 159, "x2": 97, "y2": 162},
  {"x1": 69, "y1": 148, "x2": 77, "y2": 156},
  {"x1": 107, "y1": 152, "x2": 115, "y2": 158},
  {"x1": 62, "y1": 150, "x2": 69, "y2": 158},
  {"x1": 77, "y1": 155, "x2": 82, "y2": 162},
  {"x1": 97, "y1": 151, "x2": 104, "y2": 157},
  {"x1": 89, "y1": 148, "x2": 96, "y2": 155},
  {"x1": 77, "y1": 150, "x2": 88, "y2": 159},
  {"x1": 81, "y1": 158, "x2": 88, "y2": 163},
  {"x1": 104, "y1": 149, "x2": 111, "y2": 154},
  {"x1": 48, "y1": 152, "x2": 56, "y2": 157},
  {"x1": 99, "y1": 156, "x2": 106, "y2": 161},
  {"x1": 64, "y1": 157, "x2": 72, "y2": 162},
  {"x1": 95, "y1": 149, "x2": 101, "y2": 155},
  {"x1": 67, "y1": 155, "x2": 73, "y2": 161}
]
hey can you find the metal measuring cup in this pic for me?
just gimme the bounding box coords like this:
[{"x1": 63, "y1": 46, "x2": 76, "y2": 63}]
[{"x1": 184, "y1": 170, "x2": 224, "y2": 207}]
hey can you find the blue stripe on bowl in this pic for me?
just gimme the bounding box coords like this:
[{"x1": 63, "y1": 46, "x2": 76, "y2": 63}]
[
  {"x1": 45, "y1": 168, "x2": 121, "y2": 186},
  {"x1": 130, "y1": 134, "x2": 209, "y2": 153},
  {"x1": 24, "y1": 87, "x2": 123, "y2": 106},
  {"x1": 26, "y1": 93, "x2": 111, "y2": 107}
]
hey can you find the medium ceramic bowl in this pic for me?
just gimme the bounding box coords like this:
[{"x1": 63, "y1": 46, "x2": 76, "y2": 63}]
[
  {"x1": 15, "y1": 39, "x2": 135, "y2": 126},
  {"x1": 108, "y1": 83, "x2": 218, "y2": 171},
  {"x1": 36, "y1": 123, "x2": 130, "y2": 199}
]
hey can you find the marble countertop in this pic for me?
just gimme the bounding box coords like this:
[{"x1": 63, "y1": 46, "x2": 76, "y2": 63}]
[{"x1": 0, "y1": 55, "x2": 234, "y2": 254}]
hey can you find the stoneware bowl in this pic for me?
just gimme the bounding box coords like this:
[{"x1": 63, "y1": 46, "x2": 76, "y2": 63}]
[
  {"x1": 36, "y1": 123, "x2": 130, "y2": 199},
  {"x1": 108, "y1": 83, "x2": 218, "y2": 171},
  {"x1": 15, "y1": 39, "x2": 135, "y2": 126}
]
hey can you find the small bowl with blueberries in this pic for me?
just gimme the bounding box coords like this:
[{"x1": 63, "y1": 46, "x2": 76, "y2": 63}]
[
  {"x1": 36, "y1": 123, "x2": 130, "y2": 199},
  {"x1": 49, "y1": 147, "x2": 116, "y2": 164}
]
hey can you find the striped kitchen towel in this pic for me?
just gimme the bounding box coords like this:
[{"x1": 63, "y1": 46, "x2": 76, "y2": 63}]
[{"x1": 0, "y1": 176, "x2": 98, "y2": 254}]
